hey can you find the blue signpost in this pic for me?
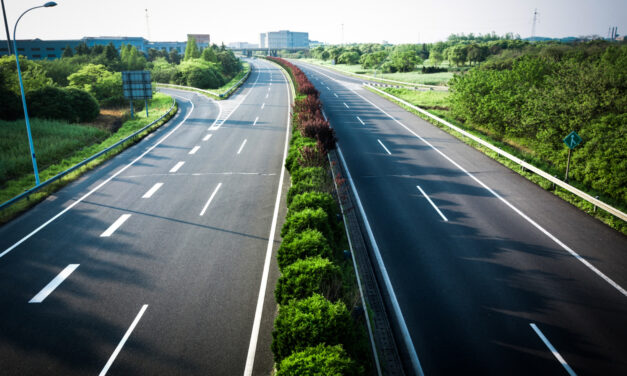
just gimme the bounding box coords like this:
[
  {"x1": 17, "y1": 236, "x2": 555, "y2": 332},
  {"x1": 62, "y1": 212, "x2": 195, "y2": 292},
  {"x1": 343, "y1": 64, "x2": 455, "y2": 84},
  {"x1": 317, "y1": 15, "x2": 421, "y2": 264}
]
[
  {"x1": 562, "y1": 130, "x2": 582, "y2": 183},
  {"x1": 122, "y1": 71, "x2": 152, "y2": 119}
]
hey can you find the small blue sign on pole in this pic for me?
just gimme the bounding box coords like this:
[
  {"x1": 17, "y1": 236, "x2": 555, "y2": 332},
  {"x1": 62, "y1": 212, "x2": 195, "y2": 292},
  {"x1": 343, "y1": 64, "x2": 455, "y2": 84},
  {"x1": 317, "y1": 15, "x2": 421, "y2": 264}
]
[
  {"x1": 562, "y1": 130, "x2": 582, "y2": 183},
  {"x1": 563, "y1": 131, "x2": 582, "y2": 150}
]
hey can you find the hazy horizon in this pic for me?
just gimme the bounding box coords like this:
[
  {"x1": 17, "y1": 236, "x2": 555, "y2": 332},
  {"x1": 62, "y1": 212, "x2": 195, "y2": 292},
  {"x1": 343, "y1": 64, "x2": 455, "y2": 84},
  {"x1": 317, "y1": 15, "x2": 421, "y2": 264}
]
[{"x1": 3, "y1": 0, "x2": 625, "y2": 45}]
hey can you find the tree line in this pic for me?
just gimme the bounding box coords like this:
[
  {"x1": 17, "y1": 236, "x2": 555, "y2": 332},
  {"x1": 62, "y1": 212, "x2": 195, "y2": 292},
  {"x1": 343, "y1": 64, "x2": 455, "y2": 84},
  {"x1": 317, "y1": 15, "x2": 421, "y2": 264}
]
[{"x1": 0, "y1": 37, "x2": 241, "y2": 123}]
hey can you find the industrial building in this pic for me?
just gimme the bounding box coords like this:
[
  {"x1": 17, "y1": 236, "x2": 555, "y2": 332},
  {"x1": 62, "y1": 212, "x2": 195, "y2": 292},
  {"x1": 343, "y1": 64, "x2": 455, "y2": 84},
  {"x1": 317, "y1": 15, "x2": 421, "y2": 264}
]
[
  {"x1": 259, "y1": 30, "x2": 309, "y2": 49},
  {"x1": 0, "y1": 34, "x2": 210, "y2": 60}
]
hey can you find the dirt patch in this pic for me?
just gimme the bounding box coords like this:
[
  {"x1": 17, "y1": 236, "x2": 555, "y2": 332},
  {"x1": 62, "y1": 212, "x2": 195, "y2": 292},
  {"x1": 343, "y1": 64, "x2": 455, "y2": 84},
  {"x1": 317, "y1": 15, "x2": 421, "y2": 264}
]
[{"x1": 86, "y1": 108, "x2": 129, "y2": 133}]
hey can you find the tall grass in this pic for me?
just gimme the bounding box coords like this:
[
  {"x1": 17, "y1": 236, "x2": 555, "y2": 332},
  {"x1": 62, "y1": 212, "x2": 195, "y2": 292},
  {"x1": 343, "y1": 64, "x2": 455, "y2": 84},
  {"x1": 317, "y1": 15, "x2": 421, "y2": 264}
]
[
  {"x1": 0, "y1": 119, "x2": 109, "y2": 186},
  {"x1": 0, "y1": 92, "x2": 175, "y2": 222}
]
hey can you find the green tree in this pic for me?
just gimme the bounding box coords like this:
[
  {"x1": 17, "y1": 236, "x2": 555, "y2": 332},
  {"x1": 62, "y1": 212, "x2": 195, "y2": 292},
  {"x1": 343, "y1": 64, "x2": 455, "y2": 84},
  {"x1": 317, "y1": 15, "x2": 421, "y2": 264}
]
[
  {"x1": 169, "y1": 49, "x2": 181, "y2": 65},
  {"x1": 448, "y1": 44, "x2": 468, "y2": 66},
  {"x1": 360, "y1": 51, "x2": 387, "y2": 69},
  {"x1": 184, "y1": 36, "x2": 200, "y2": 61},
  {"x1": 201, "y1": 47, "x2": 217, "y2": 62},
  {"x1": 429, "y1": 49, "x2": 443, "y2": 66},
  {"x1": 62, "y1": 45, "x2": 73, "y2": 58},
  {"x1": 388, "y1": 50, "x2": 420, "y2": 72},
  {"x1": 337, "y1": 51, "x2": 359, "y2": 64}
]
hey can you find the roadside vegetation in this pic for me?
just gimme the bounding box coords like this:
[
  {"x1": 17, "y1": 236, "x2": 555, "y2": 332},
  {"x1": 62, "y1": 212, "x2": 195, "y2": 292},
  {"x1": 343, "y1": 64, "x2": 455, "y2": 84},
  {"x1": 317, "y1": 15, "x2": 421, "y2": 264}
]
[
  {"x1": 375, "y1": 41, "x2": 626, "y2": 233},
  {"x1": 267, "y1": 56, "x2": 372, "y2": 374},
  {"x1": 151, "y1": 36, "x2": 242, "y2": 90},
  {"x1": 0, "y1": 93, "x2": 175, "y2": 223}
]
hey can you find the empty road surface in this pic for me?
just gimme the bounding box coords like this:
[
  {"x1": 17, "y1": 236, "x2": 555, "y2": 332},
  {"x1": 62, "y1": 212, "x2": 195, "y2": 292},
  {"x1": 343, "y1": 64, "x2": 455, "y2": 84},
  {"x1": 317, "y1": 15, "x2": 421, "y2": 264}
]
[
  {"x1": 292, "y1": 60, "x2": 627, "y2": 376},
  {"x1": 0, "y1": 58, "x2": 290, "y2": 375}
]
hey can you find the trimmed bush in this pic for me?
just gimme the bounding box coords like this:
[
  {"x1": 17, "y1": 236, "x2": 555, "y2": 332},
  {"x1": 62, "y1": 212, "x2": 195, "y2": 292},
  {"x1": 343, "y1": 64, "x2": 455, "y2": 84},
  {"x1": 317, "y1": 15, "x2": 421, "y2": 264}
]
[
  {"x1": 281, "y1": 208, "x2": 332, "y2": 241},
  {"x1": 64, "y1": 87, "x2": 100, "y2": 122},
  {"x1": 27, "y1": 86, "x2": 73, "y2": 122},
  {"x1": 271, "y1": 294, "x2": 351, "y2": 363},
  {"x1": 291, "y1": 166, "x2": 327, "y2": 185},
  {"x1": 276, "y1": 344, "x2": 361, "y2": 375},
  {"x1": 275, "y1": 257, "x2": 342, "y2": 305},
  {"x1": 286, "y1": 135, "x2": 316, "y2": 172},
  {"x1": 298, "y1": 144, "x2": 327, "y2": 168},
  {"x1": 289, "y1": 191, "x2": 337, "y2": 218},
  {"x1": 0, "y1": 86, "x2": 22, "y2": 121},
  {"x1": 287, "y1": 180, "x2": 322, "y2": 205},
  {"x1": 278, "y1": 229, "x2": 333, "y2": 270}
]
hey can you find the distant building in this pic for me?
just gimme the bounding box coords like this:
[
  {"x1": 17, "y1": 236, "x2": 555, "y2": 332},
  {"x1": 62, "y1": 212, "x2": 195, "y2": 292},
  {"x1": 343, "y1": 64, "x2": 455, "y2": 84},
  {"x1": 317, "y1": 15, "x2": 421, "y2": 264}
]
[
  {"x1": 259, "y1": 30, "x2": 309, "y2": 49},
  {"x1": 227, "y1": 42, "x2": 259, "y2": 49},
  {"x1": 259, "y1": 33, "x2": 267, "y2": 48},
  {"x1": 0, "y1": 34, "x2": 210, "y2": 60}
]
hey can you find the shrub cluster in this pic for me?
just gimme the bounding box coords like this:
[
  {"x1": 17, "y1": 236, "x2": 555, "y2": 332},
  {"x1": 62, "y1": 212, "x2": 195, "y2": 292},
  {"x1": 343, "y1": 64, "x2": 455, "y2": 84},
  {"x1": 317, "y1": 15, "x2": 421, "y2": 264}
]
[
  {"x1": 27, "y1": 86, "x2": 99, "y2": 123},
  {"x1": 267, "y1": 57, "x2": 367, "y2": 374}
]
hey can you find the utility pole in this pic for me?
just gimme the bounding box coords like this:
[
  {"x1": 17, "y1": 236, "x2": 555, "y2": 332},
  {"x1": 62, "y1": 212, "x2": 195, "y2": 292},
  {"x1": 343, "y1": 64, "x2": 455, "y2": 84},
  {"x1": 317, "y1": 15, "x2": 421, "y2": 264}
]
[
  {"x1": 531, "y1": 8, "x2": 539, "y2": 40},
  {"x1": 145, "y1": 9, "x2": 151, "y2": 41},
  {"x1": 1, "y1": 0, "x2": 12, "y2": 54},
  {"x1": 341, "y1": 23, "x2": 344, "y2": 46}
]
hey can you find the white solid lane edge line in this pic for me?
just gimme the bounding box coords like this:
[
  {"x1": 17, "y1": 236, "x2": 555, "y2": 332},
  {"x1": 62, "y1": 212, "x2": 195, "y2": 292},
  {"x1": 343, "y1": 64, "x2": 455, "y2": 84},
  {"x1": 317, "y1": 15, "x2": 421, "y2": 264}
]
[
  {"x1": 357, "y1": 116, "x2": 365, "y2": 125},
  {"x1": 29, "y1": 264, "x2": 79, "y2": 303},
  {"x1": 336, "y1": 145, "x2": 425, "y2": 376},
  {"x1": 377, "y1": 139, "x2": 392, "y2": 155},
  {"x1": 416, "y1": 185, "x2": 449, "y2": 222},
  {"x1": 253, "y1": 116, "x2": 259, "y2": 126},
  {"x1": 243, "y1": 58, "x2": 291, "y2": 376},
  {"x1": 237, "y1": 139, "x2": 248, "y2": 155},
  {"x1": 199, "y1": 183, "x2": 222, "y2": 216},
  {"x1": 99, "y1": 305, "x2": 148, "y2": 376},
  {"x1": 343, "y1": 78, "x2": 627, "y2": 297},
  {"x1": 344, "y1": 102, "x2": 350, "y2": 108},
  {"x1": 0, "y1": 97, "x2": 196, "y2": 259},
  {"x1": 100, "y1": 214, "x2": 131, "y2": 237},
  {"x1": 530, "y1": 323, "x2": 577, "y2": 376},
  {"x1": 188, "y1": 145, "x2": 200, "y2": 155},
  {"x1": 142, "y1": 183, "x2": 163, "y2": 199},
  {"x1": 169, "y1": 161, "x2": 185, "y2": 173},
  {"x1": 202, "y1": 134, "x2": 212, "y2": 141}
]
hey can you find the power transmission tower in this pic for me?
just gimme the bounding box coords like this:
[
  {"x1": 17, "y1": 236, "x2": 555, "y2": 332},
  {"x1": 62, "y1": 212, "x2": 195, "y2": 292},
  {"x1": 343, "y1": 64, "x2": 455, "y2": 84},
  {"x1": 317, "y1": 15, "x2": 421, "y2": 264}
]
[
  {"x1": 145, "y1": 9, "x2": 151, "y2": 40},
  {"x1": 531, "y1": 8, "x2": 539, "y2": 39},
  {"x1": 341, "y1": 23, "x2": 344, "y2": 46}
]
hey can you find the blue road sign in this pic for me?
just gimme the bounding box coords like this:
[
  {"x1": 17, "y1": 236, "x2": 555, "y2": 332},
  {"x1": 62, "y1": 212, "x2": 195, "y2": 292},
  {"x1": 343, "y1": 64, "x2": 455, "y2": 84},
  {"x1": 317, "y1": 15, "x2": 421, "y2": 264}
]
[{"x1": 563, "y1": 131, "x2": 582, "y2": 150}]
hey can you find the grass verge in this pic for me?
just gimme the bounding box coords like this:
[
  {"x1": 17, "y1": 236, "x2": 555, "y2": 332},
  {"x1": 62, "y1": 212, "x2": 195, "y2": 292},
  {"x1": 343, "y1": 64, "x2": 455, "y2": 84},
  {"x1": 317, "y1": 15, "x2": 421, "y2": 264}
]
[
  {"x1": 0, "y1": 92, "x2": 177, "y2": 224},
  {"x1": 371, "y1": 86, "x2": 626, "y2": 235},
  {"x1": 300, "y1": 58, "x2": 453, "y2": 86}
]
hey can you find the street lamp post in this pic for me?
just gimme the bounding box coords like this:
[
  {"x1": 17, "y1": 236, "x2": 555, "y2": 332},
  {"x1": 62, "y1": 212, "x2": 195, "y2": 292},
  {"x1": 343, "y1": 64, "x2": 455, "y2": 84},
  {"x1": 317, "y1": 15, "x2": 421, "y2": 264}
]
[{"x1": 12, "y1": 1, "x2": 57, "y2": 186}]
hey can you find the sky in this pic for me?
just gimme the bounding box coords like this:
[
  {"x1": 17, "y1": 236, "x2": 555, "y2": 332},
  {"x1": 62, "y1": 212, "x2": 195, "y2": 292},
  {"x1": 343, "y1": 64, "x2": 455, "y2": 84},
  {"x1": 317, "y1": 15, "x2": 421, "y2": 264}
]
[{"x1": 3, "y1": 0, "x2": 626, "y2": 45}]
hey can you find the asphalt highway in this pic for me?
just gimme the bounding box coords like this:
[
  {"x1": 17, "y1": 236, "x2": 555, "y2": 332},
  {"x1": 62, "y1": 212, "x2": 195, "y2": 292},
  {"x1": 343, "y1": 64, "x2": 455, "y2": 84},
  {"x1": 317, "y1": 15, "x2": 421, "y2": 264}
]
[
  {"x1": 292, "y1": 60, "x2": 627, "y2": 376},
  {"x1": 0, "y1": 58, "x2": 290, "y2": 375}
]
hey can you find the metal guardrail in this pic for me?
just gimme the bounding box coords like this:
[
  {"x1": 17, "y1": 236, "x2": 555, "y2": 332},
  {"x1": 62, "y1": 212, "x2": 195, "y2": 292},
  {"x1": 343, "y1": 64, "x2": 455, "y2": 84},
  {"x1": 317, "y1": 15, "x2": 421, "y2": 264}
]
[
  {"x1": 368, "y1": 85, "x2": 627, "y2": 223},
  {"x1": 0, "y1": 98, "x2": 177, "y2": 211},
  {"x1": 155, "y1": 63, "x2": 252, "y2": 99}
]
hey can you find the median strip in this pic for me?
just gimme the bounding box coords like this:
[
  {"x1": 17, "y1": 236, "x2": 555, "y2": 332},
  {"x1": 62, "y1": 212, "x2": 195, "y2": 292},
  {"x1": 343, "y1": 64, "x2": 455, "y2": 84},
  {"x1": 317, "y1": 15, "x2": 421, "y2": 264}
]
[{"x1": 29, "y1": 264, "x2": 79, "y2": 303}]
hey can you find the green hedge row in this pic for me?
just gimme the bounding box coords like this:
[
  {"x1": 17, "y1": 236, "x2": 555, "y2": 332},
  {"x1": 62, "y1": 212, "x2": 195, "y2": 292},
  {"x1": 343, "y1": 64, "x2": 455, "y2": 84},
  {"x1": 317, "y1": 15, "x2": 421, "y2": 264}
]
[{"x1": 268, "y1": 57, "x2": 367, "y2": 375}]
